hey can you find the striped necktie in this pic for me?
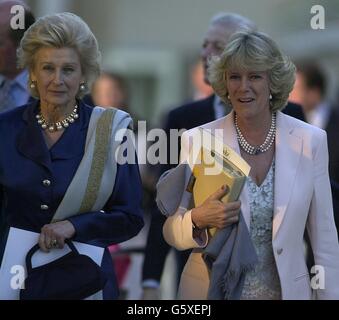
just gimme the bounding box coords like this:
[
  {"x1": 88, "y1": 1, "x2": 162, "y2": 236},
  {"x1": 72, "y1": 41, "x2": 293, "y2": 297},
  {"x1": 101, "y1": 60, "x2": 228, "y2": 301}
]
[{"x1": 0, "y1": 78, "x2": 15, "y2": 113}]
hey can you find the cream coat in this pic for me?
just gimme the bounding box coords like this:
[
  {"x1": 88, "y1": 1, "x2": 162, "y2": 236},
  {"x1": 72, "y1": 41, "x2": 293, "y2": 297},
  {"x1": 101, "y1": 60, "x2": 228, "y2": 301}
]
[{"x1": 163, "y1": 111, "x2": 339, "y2": 300}]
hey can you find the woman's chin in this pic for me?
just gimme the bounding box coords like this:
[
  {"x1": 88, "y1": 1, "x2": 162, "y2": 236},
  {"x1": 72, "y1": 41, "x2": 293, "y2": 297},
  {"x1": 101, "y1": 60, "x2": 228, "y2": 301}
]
[
  {"x1": 234, "y1": 106, "x2": 254, "y2": 117},
  {"x1": 43, "y1": 96, "x2": 70, "y2": 107}
]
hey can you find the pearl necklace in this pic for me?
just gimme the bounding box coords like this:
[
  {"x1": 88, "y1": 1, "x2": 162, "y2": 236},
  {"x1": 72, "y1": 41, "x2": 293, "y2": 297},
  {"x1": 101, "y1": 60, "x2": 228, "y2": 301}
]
[
  {"x1": 235, "y1": 112, "x2": 276, "y2": 155},
  {"x1": 36, "y1": 105, "x2": 79, "y2": 132}
]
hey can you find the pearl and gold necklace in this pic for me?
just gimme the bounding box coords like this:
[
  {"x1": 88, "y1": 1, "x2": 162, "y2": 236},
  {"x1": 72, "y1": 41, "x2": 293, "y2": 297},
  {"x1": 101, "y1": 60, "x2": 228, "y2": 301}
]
[{"x1": 36, "y1": 105, "x2": 79, "y2": 132}]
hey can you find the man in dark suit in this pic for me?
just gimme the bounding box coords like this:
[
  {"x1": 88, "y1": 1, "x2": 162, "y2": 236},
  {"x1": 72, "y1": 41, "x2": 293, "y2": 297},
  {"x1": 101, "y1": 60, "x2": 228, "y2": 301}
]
[
  {"x1": 296, "y1": 62, "x2": 339, "y2": 184},
  {"x1": 141, "y1": 13, "x2": 305, "y2": 299},
  {"x1": 295, "y1": 62, "x2": 339, "y2": 250}
]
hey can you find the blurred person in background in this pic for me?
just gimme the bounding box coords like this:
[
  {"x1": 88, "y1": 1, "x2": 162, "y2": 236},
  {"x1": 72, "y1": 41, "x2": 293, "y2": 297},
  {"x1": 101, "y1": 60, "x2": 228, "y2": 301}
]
[
  {"x1": 190, "y1": 60, "x2": 214, "y2": 100},
  {"x1": 85, "y1": 72, "x2": 129, "y2": 111},
  {"x1": 294, "y1": 62, "x2": 339, "y2": 184},
  {"x1": 0, "y1": 0, "x2": 35, "y2": 112},
  {"x1": 291, "y1": 62, "x2": 339, "y2": 233}
]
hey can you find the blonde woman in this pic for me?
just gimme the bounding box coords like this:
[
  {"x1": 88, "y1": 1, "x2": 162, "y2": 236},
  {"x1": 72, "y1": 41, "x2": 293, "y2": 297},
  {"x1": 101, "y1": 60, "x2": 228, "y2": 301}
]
[{"x1": 163, "y1": 31, "x2": 339, "y2": 300}]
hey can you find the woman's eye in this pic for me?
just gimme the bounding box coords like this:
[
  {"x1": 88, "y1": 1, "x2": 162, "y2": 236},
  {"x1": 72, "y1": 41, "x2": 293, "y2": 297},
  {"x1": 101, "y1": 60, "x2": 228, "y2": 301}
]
[
  {"x1": 251, "y1": 74, "x2": 262, "y2": 80},
  {"x1": 229, "y1": 75, "x2": 239, "y2": 80},
  {"x1": 64, "y1": 68, "x2": 74, "y2": 73},
  {"x1": 43, "y1": 65, "x2": 53, "y2": 71}
]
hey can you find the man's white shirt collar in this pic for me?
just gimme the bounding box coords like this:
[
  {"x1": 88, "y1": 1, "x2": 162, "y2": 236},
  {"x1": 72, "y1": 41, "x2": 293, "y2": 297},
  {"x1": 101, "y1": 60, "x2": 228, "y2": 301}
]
[{"x1": 306, "y1": 101, "x2": 331, "y2": 129}]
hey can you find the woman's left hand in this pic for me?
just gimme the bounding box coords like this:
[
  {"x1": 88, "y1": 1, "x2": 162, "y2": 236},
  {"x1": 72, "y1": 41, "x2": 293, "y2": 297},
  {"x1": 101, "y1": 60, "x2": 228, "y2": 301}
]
[{"x1": 39, "y1": 220, "x2": 76, "y2": 252}]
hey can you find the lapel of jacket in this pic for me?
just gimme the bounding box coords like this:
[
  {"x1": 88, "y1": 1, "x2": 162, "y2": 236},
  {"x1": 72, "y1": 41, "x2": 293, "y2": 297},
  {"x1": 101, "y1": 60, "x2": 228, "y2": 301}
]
[
  {"x1": 273, "y1": 111, "x2": 303, "y2": 240},
  {"x1": 220, "y1": 111, "x2": 251, "y2": 229},
  {"x1": 49, "y1": 101, "x2": 89, "y2": 161},
  {"x1": 17, "y1": 100, "x2": 52, "y2": 171}
]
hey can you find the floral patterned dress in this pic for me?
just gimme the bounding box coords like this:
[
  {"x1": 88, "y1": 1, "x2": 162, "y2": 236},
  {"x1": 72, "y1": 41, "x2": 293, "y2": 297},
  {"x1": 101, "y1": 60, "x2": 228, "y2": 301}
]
[{"x1": 240, "y1": 159, "x2": 282, "y2": 300}]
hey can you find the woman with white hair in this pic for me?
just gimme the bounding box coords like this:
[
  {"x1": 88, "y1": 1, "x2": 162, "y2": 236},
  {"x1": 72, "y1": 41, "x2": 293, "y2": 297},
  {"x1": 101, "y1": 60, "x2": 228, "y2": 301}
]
[{"x1": 0, "y1": 12, "x2": 143, "y2": 299}]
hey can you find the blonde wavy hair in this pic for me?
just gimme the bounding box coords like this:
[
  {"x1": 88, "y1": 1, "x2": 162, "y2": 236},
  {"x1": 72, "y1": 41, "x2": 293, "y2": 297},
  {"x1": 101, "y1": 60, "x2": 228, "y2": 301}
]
[
  {"x1": 208, "y1": 30, "x2": 296, "y2": 112},
  {"x1": 17, "y1": 12, "x2": 101, "y2": 98}
]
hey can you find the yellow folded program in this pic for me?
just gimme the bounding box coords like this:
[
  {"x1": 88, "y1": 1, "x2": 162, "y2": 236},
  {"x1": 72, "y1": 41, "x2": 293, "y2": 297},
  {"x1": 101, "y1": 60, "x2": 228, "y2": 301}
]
[{"x1": 189, "y1": 128, "x2": 251, "y2": 236}]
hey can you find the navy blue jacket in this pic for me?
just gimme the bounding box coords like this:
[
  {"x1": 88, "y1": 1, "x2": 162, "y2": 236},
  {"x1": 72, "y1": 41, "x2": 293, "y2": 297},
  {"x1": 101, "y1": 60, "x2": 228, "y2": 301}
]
[{"x1": 0, "y1": 100, "x2": 144, "y2": 299}]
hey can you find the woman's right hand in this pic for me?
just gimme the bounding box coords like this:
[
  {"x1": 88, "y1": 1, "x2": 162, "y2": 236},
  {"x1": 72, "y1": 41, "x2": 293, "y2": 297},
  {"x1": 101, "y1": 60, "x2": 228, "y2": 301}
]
[{"x1": 191, "y1": 185, "x2": 241, "y2": 229}]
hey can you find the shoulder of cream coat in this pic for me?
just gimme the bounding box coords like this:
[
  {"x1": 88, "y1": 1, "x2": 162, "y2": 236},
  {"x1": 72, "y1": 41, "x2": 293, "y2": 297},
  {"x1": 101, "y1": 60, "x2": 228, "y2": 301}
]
[{"x1": 277, "y1": 111, "x2": 327, "y2": 143}]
